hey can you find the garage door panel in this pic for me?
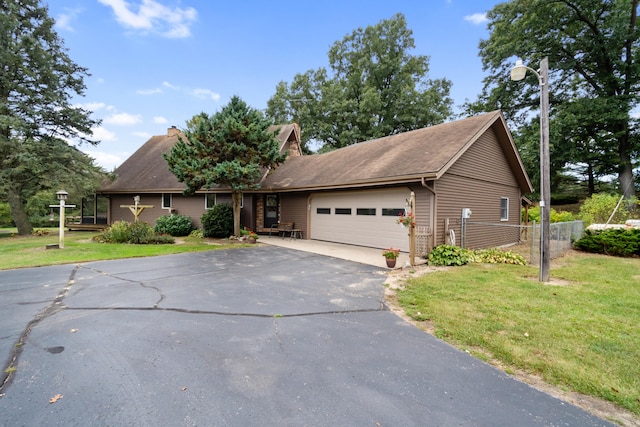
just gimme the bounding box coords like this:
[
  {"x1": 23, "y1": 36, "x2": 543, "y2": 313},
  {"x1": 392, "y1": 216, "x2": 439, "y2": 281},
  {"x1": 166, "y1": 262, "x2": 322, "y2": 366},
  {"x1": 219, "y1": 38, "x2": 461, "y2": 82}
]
[{"x1": 310, "y1": 189, "x2": 411, "y2": 251}]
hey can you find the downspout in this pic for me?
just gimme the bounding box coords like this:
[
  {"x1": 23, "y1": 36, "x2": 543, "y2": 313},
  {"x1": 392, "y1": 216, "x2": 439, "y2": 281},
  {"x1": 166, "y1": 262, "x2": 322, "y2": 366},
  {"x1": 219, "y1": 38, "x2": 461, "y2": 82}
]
[{"x1": 421, "y1": 177, "x2": 437, "y2": 250}]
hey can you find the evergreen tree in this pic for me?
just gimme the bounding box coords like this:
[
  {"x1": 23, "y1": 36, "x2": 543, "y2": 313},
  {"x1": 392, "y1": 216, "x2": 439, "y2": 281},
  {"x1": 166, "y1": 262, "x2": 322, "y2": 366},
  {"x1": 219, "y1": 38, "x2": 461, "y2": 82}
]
[
  {"x1": 164, "y1": 96, "x2": 287, "y2": 236},
  {"x1": 0, "y1": 0, "x2": 100, "y2": 235}
]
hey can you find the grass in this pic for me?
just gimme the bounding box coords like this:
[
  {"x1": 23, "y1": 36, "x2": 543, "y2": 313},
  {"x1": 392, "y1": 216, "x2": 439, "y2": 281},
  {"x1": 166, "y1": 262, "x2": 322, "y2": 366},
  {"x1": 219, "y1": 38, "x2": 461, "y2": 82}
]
[
  {"x1": 396, "y1": 253, "x2": 640, "y2": 417},
  {"x1": 0, "y1": 228, "x2": 248, "y2": 270}
]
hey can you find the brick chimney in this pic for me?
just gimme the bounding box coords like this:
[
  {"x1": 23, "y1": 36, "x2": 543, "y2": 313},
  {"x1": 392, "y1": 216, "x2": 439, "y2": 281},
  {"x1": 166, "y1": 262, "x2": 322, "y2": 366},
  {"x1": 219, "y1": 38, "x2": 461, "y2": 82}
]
[{"x1": 168, "y1": 126, "x2": 179, "y2": 136}]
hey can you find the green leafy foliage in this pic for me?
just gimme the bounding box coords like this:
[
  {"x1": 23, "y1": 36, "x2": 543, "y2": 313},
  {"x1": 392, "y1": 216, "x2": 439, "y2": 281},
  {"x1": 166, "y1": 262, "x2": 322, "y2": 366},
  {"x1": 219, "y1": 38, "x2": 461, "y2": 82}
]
[
  {"x1": 0, "y1": 203, "x2": 14, "y2": 227},
  {"x1": 94, "y1": 221, "x2": 174, "y2": 244},
  {"x1": 164, "y1": 96, "x2": 286, "y2": 236},
  {"x1": 467, "y1": 248, "x2": 527, "y2": 265},
  {"x1": 154, "y1": 214, "x2": 194, "y2": 236},
  {"x1": 201, "y1": 204, "x2": 233, "y2": 238},
  {"x1": 266, "y1": 13, "x2": 453, "y2": 152},
  {"x1": 574, "y1": 229, "x2": 640, "y2": 257},
  {"x1": 467, "y1": 0, "x2": 639, "y2": 201},
  {"x1": 578, "y1": 193, "x2": 629, "y2": 226},
  {"x1": 1, "y1": 0, "x2": 102, "y2": 235},
  {"x1": 428, "y1": 245, "x2": 470, "y2": 266},
  {"x1": 522, "y1": 206, "x2": 576, "y2": 223},
  {"x1": 429, "y1": 245, "x2": 528, "y2": 266}
]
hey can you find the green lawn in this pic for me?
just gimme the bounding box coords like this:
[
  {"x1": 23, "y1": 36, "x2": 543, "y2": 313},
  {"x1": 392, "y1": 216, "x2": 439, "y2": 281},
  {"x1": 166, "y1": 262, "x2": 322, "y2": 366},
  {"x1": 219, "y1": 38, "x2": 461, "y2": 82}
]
[
  {"x1": 0, "y1": 228, "x2": 248, "y2": 270},
  {"x1": 395, "y1": 253, "x2": 640, "y2": 419}
]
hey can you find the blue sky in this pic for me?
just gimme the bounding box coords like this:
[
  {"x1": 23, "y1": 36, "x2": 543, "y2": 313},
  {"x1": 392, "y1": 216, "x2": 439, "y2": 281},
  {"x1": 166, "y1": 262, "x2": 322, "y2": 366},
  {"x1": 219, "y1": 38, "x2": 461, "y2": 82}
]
[{"x1": 47, "y1": 0, "x2": 503, "y2": 170}]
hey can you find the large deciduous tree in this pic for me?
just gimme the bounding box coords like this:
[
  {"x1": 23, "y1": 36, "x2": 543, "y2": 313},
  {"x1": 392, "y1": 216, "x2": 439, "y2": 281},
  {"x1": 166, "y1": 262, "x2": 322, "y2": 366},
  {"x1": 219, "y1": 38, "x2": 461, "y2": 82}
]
[
  {"x1": 1, "y1": 0, "x2": 100, "y2": 235},
  {"x1": 266, "y1": 13, "x2": 453, "y2": 152},
  {"x1": 467, "y1": 0, "x2": 639, "y2": 202},
  {"x1": 164, "y1": 96, "x2": 287, "y2": 237}
]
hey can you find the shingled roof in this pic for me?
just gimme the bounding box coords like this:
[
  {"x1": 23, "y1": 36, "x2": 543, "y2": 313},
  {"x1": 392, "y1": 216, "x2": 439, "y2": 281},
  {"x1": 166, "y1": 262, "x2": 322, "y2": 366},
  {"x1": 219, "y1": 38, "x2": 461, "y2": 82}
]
[
  {"x1": 98, "y1": 124, "x2": 301, "y2": 193},
  {"x1": 261, "y1": 111, "x2": 532, "y2": 193}
]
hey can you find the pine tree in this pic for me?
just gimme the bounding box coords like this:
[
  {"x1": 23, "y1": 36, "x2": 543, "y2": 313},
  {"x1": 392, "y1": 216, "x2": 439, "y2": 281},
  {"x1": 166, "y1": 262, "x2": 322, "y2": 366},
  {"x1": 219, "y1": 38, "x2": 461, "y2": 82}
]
[{"x1": 0, "y1": 0, "x2": 100, "y2": 234}]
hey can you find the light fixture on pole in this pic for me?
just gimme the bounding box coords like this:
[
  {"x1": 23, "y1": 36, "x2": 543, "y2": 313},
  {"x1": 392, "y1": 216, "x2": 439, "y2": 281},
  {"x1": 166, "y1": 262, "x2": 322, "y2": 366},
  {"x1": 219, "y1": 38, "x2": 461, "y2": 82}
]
[
  {"x1": 510, "y1": 57, "x2": 551, "y2": 282},
  {"x1": 49, "y1": 190, "x2": 75, "y2": 249}
]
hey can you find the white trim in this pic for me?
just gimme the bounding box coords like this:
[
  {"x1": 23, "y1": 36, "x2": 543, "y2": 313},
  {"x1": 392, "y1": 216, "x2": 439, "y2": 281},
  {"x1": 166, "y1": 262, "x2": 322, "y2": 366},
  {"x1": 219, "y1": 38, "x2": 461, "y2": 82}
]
[{"x1": 500, "y1": 197, "x2": 509, "y2": 221}]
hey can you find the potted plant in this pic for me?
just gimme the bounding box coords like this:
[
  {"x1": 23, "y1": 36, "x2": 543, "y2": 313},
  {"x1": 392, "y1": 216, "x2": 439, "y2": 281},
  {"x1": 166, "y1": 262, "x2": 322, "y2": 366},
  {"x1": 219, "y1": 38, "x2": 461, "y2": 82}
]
[
  {"x1": 382, "y1": 247, "x2": 400, "y2": 268},
  {"x1": 248, "y1": 231, "x2": 259, "y2": 243},
  {"x1": 396, "y1": 212, "x2": 415, "y2": 229}
]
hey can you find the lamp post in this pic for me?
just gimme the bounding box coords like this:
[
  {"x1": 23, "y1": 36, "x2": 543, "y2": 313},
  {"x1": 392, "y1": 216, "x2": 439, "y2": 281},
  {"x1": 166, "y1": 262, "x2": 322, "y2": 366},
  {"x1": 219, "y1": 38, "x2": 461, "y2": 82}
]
[
  {"x1": 49, "y1": 190, "x2": 75, "y2": 249},
  {"x1": 510, "y1": 57, "x2": 551, "y2": 282}
]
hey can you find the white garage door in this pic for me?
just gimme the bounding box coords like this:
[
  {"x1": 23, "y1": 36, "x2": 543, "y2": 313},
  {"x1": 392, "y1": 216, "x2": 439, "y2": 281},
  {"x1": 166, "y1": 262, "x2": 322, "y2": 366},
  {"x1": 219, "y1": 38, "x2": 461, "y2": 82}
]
[{"x1": 310, "y1": 188, "x2": 411, "y2": 251}]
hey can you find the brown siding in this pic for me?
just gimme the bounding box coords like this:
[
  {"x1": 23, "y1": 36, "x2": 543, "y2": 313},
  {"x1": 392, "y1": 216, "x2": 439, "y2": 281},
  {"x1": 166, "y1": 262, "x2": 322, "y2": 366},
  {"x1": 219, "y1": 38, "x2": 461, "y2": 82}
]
[
  {"x1": 280, "y1": 193, "x2": 310, "y2": 238},
  {"x1": 436, "y1": 129, "x2": 522, "y2": 249}
]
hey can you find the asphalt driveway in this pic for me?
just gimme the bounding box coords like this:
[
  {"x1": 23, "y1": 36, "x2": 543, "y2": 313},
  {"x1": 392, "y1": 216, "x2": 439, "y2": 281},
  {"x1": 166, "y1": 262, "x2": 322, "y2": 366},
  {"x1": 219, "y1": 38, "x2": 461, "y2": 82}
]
[{"x1": 0, "y1": 246, "x2": 613, "y2": 426}]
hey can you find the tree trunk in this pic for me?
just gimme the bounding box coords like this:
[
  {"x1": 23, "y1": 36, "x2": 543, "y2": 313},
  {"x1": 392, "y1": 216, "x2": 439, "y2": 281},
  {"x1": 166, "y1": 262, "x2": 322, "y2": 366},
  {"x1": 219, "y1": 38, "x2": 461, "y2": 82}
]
[
  {"x1": 587, "y1": 163, "x2": 595, "y2": 196},
  {"x1": 6, "y1": 184, "x2": 32, "y2": 235},
  {"x1": 616, "y1": 124, "x2": 637, "y2": 206},
  {"x1": 232, "y1": 191, "x2": 242, "y2": 237}
]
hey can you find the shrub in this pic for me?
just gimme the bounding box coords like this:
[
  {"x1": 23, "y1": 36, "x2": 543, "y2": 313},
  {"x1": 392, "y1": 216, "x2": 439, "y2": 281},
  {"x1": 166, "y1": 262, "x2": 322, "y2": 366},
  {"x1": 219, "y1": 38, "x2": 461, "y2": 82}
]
[
  {"x1": 428, "y1": 244, "x2": 470, "y2": 266},
  {"x1": 429, "y1": 245, "x2": 528, "y2": 267},
  {"x1": 154, "y1": 214, "x2": 194, "y2": 236},
  {"x1": 188, "y1": 229, "x2": 204, "y2": 239},
  {"x1": 94, "y1": 221, "x2": 174, "y2": 244},
  {"x1": 201, "y1": 204, "x2": 233, "y2": 238},
  {"x1": 578, "y1": 193, "x2": 629, "y2": 226},
  {"x1": 467, "y1": 248, "x2": 527, "y2": 265},
  {"x1": 0, "y1": 203, "x2": 14, "y2": 227},
  {"x1": 574, "y1": 228, "x2": 640, "y2": 257},
  {"x1": 523, "y1": 205, "x2": 576, "y2": 223}
]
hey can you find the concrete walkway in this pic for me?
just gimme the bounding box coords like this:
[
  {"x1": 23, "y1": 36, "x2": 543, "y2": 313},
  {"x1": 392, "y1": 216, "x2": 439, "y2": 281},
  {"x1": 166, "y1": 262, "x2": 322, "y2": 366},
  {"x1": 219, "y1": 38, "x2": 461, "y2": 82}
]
[{"x1": 260, "y1": 235, "x2": 426, "y2": 268}]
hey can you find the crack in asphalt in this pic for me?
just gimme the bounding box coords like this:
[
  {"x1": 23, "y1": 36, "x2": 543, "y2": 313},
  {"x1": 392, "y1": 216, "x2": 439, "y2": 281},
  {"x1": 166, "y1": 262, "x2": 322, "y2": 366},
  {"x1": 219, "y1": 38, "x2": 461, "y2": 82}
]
[
  {"x1": 0, "y1": 265, "x2": 80, "y2": 395},
  {"x1": 1, "y1": 263, "x2": 387, "y2": 398}
]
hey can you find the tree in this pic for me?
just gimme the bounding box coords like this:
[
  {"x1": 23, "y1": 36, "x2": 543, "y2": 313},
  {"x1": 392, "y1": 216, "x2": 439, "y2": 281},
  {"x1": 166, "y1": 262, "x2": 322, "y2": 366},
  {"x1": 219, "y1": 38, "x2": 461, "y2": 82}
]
[
  {"x1": 1, "y1": 0, "x2": 101, "y2": 235},
  {"x1": 164, "y1": 96, "x2": 287, "y2": 237},
  {"x1": 266, "y1": 13, "x2": 453, "y2": 152},
  {"x1": 467, "y1": 0, "x2": 639, "y2": 203}
]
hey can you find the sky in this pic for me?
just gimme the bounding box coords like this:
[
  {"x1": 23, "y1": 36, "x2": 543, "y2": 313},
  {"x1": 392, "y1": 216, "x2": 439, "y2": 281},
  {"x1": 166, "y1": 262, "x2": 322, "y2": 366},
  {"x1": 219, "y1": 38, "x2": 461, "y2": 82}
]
[{"x1": 46, "y1": 0, "x2": 504, "y2": 171}]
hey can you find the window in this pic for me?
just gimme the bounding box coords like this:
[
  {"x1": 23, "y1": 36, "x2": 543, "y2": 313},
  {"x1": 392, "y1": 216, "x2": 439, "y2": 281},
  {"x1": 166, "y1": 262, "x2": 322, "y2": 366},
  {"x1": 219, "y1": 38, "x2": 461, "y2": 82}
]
[
  {"x1": 500, "y1": 197, "x2": 509, "y2": 221},
  {"x1": 356, "y1": 208, "x2": 376, "y2": 216},
  {"x1": 205, "y1": 193, "x2": 243, "y2": 209},
  {"x1": 316, "y1": 208, "x2": 330, "y2": 214},
  {"x1": 382, "y1": 208, "x2": 404, "y2": 216},
  {"x1": 335, "y1": 208, "x2": 352, "y2": 215},
  {"x1": 162, "y1": 193, "x2": 172, "y2": 209}
]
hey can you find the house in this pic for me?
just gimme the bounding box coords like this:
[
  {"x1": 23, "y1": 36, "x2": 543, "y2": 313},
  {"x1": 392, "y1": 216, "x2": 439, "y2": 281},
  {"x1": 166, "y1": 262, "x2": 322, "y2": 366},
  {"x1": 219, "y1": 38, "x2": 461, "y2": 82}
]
[{"x1": 97, "y1": 111, "x2": 532, "y2": 253}]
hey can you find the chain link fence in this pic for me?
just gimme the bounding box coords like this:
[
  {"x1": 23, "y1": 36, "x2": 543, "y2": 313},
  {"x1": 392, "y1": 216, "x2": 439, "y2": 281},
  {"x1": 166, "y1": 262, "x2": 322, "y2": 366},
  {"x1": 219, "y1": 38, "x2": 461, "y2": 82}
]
[{"x1": 462, "y1": 220, "x2": 584, "y2": 264}]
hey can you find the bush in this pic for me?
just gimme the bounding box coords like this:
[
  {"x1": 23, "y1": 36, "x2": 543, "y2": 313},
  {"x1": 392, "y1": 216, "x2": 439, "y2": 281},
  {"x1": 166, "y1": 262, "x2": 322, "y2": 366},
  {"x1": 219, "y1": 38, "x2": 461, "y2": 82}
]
[
  {"x1": 0, "y1": 203, "x2": 14, "y2": 227},
  {"x1": 523, "y1": 205, "x2": 576, "y2": 223},
  {"x1": 154, "y1": 214, "x2": 194, "y2": 236},
  {"x1": 94, "y1": 221, "x2": 174, "y2": 244},
  {"x1": 201, "y1": 204, "x2": 233, "y2": 238},
  {"x1": 573, "y1": 228, "x2": 640, "y2": 257},
  {"x1": 429, "y1": 245, "x2": 528, "y2": 266},
  {"x1": 578, "y1": 193, "x2": 629, "y2": 226},
  {"x1": 467, "y1": 248, "x2": 527, "y2": 265},
  {"x1": 428, "y1": 244, "x2": 470, "y2": 266}
]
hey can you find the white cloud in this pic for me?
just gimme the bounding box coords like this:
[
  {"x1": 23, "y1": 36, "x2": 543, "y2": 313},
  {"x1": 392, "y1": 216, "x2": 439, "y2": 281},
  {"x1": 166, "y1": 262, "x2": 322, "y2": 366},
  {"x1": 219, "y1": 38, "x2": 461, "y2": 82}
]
[
  {"x1": 91, "y1": 126, "x2": 118, "y2": 141},
  {"x1": 54, "y1": 8, "x2": 82, "y2": 31},
  {"x1": 75, "y1": 102, "x2": 107, "y2": 111},
  {"x1": 464, "y1": 12, "x2": 488, "y2": 25},
  {"x1": 162, "y1": 81, "x2": 177, "y2": 89},
  {"x1": 98, "y1": 0, "x2": 197, "y2": 38},
  {"x1": 82, "y1": 150, "x2": 126, "y2": 171},
  {"x1": 192, "y1": 88, "x2": 221, "y2": 101},
  {"x1": 137, "y1": 88, "x2": 163, "y2": 95},
  {"x1": 104, "y1": 112, "x2": 143, "y2": 125},
  {"x1": 153, "y1": 116, "x2": 169, "y2": 124}
]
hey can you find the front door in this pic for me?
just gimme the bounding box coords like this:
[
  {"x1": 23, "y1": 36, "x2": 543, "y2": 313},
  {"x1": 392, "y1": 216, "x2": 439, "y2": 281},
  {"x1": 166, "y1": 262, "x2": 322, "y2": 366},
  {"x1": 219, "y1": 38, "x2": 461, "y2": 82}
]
[{"x1": 264, "y1": 194, "x2": 279, "y2": 228}]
